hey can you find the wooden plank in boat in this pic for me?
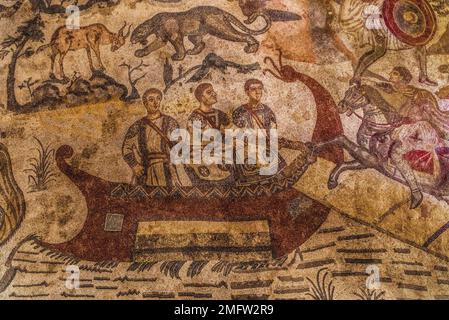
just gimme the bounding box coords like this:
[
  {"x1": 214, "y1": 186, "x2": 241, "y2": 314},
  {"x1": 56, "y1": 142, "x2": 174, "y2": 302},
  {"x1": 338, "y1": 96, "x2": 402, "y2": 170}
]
[{"x1": 133, "y1": 220, "x2": 273, "y2": 261}]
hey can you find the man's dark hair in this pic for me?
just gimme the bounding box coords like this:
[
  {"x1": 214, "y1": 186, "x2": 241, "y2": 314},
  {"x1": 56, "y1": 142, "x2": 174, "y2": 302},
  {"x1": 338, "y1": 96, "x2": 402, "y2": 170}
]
[
  {"x1": 244, "y1": 79, "x2": 263, "y2": 92},
  {"x1": 194, "y1": 83, "x2": 213, "y2": 102},
  {"x1": 142, "y1": 88, "x2": 163, "y2": 104}
]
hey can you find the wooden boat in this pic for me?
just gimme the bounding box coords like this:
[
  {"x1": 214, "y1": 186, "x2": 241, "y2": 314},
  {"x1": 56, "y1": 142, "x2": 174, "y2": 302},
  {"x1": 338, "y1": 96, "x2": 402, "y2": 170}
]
[{"x1": 41, "y1": 144, "x2": 330, "y2": 262}]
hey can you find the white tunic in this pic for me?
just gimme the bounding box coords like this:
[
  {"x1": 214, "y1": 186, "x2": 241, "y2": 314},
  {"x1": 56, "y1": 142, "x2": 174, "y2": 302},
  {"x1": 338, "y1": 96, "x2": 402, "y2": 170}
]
[{"x1": 339, "y1": 0, "x2": 411, "y2": 50}]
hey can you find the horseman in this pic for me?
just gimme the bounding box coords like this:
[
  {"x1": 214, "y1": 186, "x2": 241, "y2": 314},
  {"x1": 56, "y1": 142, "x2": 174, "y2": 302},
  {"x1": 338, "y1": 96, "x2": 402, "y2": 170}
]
[
  {"x1": 312, "y1": 83, "x2": 449, "y2": 209},
  {"x1": 368, "y1": 66, "x2": 416, "y2": 115},
  {"x1": 363, "y1": 66, "x2": 449, "y2": 140}
]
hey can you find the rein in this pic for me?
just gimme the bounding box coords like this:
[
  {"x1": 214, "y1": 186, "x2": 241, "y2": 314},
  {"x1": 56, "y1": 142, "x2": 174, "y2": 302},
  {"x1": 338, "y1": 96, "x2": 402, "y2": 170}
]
[{"x1": 348, "y1": 104, "x2": 402, "y2": 129}]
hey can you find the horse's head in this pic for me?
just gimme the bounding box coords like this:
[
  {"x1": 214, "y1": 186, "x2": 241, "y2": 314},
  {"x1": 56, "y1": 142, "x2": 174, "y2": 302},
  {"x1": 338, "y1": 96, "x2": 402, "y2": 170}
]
[{"x1": 338, "y1": 84, "x2": 369, "y2": 115}]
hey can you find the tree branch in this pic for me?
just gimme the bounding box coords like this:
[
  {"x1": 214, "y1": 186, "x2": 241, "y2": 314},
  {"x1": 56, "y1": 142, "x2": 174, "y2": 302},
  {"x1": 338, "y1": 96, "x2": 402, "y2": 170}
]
[
  {"x1": 163, "y1": 65, "x2": 202, "y2": 93},
  {"x1": 0, "y1": 50, "x2": 9, "y2": 60},
  {"x1": 131, "y1": 60, "x2": 149, "y2": 73},
  {"x1": 131, "y1": 73, "x2": 146, "y2": 86},
  {"x1": 29, "y1": 0, "x2": 120, "y2": 14}
]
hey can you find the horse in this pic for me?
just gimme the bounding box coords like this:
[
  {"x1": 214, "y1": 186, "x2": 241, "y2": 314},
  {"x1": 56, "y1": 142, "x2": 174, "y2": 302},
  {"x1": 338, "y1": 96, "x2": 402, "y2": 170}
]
[{"x1": 310, "y1": 84, "x2": 449, "y2": 209}]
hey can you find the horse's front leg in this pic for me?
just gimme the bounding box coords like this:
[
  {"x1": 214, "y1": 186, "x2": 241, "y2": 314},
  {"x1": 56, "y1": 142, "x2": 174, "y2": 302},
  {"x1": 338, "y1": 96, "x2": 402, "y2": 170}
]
[{"x1": 328, "y1": 160, "x2": 367, "y2": 189}]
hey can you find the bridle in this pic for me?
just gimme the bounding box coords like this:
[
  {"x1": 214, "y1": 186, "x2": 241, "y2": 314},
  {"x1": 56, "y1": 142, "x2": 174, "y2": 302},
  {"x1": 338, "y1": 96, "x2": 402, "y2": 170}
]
[
  {"x1": 350, "y1": 110, "x2": 399, "y2": 129},
  {"x1": 342, "y1": 93, "x2": 401, "y2": 128}
]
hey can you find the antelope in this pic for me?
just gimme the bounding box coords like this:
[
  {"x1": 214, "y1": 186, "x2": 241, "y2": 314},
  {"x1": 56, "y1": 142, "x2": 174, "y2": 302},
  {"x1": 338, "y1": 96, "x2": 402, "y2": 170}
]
[{"x1": 37, "y1": 22, "x2": 132, "y2": 80}]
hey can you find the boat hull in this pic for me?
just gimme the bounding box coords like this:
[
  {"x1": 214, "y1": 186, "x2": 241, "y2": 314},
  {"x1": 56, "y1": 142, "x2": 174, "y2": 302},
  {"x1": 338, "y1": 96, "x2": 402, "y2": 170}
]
[
  {"x1": 47, "y1": 187, "x2": 329, "y2": 261},
  {"x1": 42, "y1": 145, "x2": 331, "y2": 262}
]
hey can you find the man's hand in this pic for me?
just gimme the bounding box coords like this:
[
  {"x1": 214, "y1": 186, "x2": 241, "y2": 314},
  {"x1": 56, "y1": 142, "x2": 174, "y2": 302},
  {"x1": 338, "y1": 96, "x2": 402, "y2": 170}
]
[{"x1": 134, "y1": 165, "x2": 145, "y2": 177}]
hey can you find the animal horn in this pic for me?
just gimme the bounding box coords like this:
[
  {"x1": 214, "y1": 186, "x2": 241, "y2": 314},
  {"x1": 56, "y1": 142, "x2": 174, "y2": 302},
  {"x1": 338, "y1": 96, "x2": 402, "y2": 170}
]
[
  {"x1": 124, "y1": 24, "x2": 132, "y2": 38},
  {"x1": 118, "y1": 21, "x2": 127, "y2": 37}
]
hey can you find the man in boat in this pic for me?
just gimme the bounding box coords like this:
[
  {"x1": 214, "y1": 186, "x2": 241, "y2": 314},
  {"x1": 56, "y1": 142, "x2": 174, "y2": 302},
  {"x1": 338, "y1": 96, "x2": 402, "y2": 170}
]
[
  {"x1": 232, "y1": 79, "x2": 286, "y2": 182},
  {"x1": 185, "y1": 83, "x2": 234, "y2": 183},
  {"x1": 188, "y1": 83, "x2": 231, "y2": 132},
  {"x1": 122, "y1": 88, "x2": 190, "y2": 187}
]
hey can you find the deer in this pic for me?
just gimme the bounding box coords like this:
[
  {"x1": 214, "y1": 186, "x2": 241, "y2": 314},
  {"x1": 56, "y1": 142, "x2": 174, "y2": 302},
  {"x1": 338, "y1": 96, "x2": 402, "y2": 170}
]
[{"x1": 37, "y1": 22, "x2": 132, "y2": 81}]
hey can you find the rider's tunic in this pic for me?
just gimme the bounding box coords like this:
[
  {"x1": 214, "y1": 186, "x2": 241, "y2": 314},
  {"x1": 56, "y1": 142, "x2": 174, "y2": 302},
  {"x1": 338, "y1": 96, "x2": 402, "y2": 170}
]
[{"x1": 375, "y1": 82, "x2": 449, "y2": 140}]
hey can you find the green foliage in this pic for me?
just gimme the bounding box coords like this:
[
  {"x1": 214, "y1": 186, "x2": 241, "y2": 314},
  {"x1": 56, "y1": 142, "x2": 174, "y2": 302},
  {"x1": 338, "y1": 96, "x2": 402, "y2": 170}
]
[
  {"x1": 18, "y1": 77, "x2": 39, "y2": 99},
  {"x1": 353, "y1": 286, "x2": 386, "y2": 300},
  {"x1": 24, "y1": 137, "x2": 57, "y2": 192},
  {"x1": 305, "y1": 268, "x2": 335, "y2": 300},
  {"x1": 18, "y1": 16, "x2": 45, "y2": 41},
  {"x1": 0, "y1": 16, "x2": 42, "y2": 50},
  {"x1": 163, "y1": 58, "x2": 174, "y2": 86},
  {"x1": 0, "y1": 15, "x2": 45, "y2": 59},
  {"x1": 1, "y1": 35, "x2": 19, "y2": 49}
]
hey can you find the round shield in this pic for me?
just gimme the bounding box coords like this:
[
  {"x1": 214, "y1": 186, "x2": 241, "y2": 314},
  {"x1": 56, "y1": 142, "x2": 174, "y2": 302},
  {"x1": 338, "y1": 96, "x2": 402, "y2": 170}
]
[{"x1": 382, "y1": 0, "x2": 437, "y2": 46}]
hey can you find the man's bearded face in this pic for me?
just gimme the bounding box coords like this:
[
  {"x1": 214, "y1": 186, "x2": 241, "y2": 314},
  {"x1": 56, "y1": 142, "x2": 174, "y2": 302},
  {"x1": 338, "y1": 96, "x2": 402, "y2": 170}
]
[
  {"x1": 144, "y1": 93, "x2": 162, "y2": 114},
  {"x1": 201, "y1": 86, "x2": 218, "y2": 106},
  {"x1": 246, "y1": 84, "x2": 263, "y2": 103}
]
